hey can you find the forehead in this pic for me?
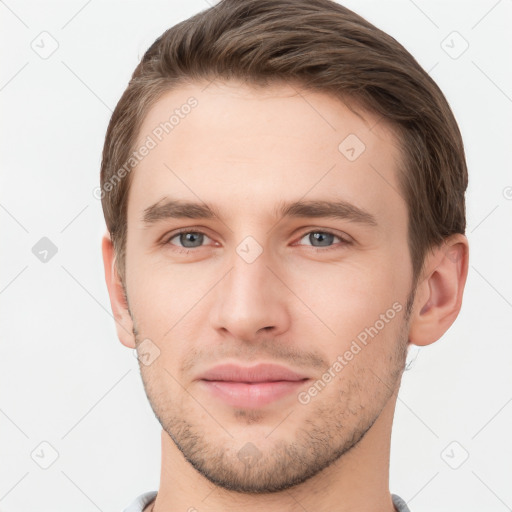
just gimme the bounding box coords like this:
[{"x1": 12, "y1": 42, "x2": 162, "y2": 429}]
[{"x1": 128, "y1": 80, "x2": 406, "y2": 232}]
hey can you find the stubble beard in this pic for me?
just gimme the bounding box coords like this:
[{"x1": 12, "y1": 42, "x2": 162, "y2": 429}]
[{"x1": 132, "y1": 307, "x2": 412, "y2": 494}]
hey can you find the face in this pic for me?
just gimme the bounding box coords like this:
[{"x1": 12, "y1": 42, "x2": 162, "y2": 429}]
[{"x1": 123, "y1": 80, "x2": 415, "y2": 492}]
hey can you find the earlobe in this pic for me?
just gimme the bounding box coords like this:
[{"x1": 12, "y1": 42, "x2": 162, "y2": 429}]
[
  {"x1": 101, "y1": 232, "x2": 136, "y2": 349},
  {"x1": 408, "y1": 234, "x2": 469, "y2": 347}
]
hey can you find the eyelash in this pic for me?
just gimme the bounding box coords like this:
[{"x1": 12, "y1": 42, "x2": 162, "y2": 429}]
[{"x1": 163, "y1": 228, "x2": 352, "y2": 254}]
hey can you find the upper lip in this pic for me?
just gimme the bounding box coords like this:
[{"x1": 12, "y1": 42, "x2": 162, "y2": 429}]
[{"x1": 197, "y1": 363, "x2": 309, "y2": 383}]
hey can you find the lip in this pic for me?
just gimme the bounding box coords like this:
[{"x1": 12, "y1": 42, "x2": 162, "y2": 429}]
[
  {"x1": 196, "y1": 363, "x2": 310, "y2": 408},
  {"x1": 197, "y1": 363, "x2": 309, "y2": 382}
]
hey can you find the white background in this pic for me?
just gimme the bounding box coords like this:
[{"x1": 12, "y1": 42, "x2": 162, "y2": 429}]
[{"x1": 1, "y1": 0, "x2": 511, "y2": 511}]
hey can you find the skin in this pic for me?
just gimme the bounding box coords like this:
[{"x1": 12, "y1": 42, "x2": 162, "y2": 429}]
[{"x1": 102, "y1": 80, "x2": 469, "y2": 512}]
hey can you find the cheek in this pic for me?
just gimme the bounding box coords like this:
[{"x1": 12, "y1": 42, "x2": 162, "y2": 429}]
[
  {"x1": 292, "y1": 257, "x2": 395, "y2": 319},
  {"x1": 126, "y1": 252, "x2": 223, "y2": 344},
  {"x1": 288, "y1": 257, "x2": 405, "y2": 358}
]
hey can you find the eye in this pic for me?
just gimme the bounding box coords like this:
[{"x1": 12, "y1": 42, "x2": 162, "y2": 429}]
[
  {"x1": 162, "y1": 228, "x2": 351, "y2": 254},
  {"x1": 296, "y1": 230, "x2": 351, "y2": 250},
  {"x1": 166, "y1": 230, "x2": 213, "y2": 249}
]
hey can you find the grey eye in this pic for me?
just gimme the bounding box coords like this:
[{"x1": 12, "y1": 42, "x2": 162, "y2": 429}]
[
  {"x1": 172, "y1": 232, "x2": 206, "y2": 248},
  {"x1": 300, "y1": 231, "x2": 339, "y2": 247}
]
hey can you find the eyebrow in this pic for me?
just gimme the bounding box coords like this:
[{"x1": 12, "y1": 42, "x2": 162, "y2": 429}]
[{"x1": 142, "y1": 197, "x2": 378, "y2": 228}]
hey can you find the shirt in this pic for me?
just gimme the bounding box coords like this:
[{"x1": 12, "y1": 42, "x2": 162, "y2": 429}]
[{"x1": 122, "y1": 490, "x2": 412, "y2": 511}]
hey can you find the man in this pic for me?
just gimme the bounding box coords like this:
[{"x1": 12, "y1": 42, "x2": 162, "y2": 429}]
[{"x1": 100, "y1": 0, "x2": 469, "y2": 510}]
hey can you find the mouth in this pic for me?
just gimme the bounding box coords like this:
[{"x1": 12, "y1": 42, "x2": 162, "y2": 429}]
[{"x1": 196, "y1": 363, "x2": 311, "y2": 408}]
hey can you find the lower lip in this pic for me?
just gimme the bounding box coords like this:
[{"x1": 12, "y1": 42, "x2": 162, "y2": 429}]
[{"x1": 199, "y1": 379, "x2": 309, "y2": 408}]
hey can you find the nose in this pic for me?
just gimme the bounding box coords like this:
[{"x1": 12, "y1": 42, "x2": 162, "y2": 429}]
[{"x1": 210, "y1": 247, "x2": 291, "y2": 343}]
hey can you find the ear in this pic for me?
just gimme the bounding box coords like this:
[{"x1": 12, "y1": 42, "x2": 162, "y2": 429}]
[
  {"x1": 408, "y1": 233, "x2": 469, "y2": 346},
  {"x1": 101, "y1": 231, "x2": 136, "y2": 349}
]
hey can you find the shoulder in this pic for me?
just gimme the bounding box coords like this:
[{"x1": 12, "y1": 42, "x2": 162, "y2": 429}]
[
  {"x1": 122, "y1": 490, "x2": 158, "y2": 512},
  {"x1": 392, "y1": 493, "x2": 412, "y2": 512}
]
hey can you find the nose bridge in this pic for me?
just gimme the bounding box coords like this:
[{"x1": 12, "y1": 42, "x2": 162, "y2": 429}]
[
  {"x1": 225, "y1": 241, "x2": 274, "y2": 312},
  {"x1": 211, "y1": 235, "x2": 289, "y2": 339},
  {"x1": 225, "y1": 217, "x2": 274, "y2": 298}
]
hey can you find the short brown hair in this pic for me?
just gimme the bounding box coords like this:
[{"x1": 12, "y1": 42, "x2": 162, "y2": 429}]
[{"x1": 100, "y1": 0, "x2": 467, "y2": 287}]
